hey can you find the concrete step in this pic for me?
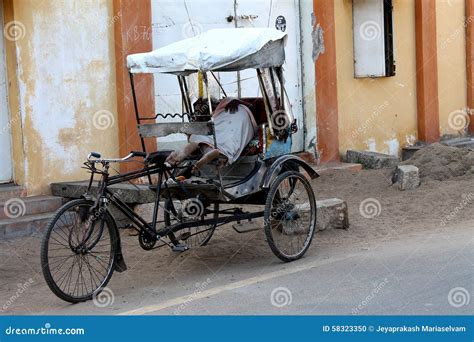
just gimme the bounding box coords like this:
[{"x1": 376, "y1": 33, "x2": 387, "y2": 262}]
[
  {"x1": 0, "y1": 196, "x2": 64, "y2": 220},
  {"x1": 0, "y1": 184, "x2": 26, "y2": 201},
  {"x1": 314, "y1": 162, "x2": 362, "y2": 174},
  {"x1": 0, "y1": 212, "x2": 55, "y2": 240},
  {"x1": 441, "y1": 136, "x2": 474, "y2": 149},
  {"x1": 51, "y1": 180, "x2": 155, "y2": 204}
]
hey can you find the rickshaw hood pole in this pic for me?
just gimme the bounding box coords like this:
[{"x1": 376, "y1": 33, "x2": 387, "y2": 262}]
[
  {"x1": 129, "y1": 72, "x2": 148, "y2": 155},
  {"x1": 129, "y1": 72, "x2": 152, "y2": 184}
]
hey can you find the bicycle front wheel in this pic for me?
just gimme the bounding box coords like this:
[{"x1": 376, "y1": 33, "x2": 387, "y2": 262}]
[{"x1": 41, "y1": 199, "x2": 117, "y2": 303}]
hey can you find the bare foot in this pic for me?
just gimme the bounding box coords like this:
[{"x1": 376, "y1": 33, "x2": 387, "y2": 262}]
[
  {"x1": 166, "y1": 142, "x2": 200, "y2": 166},
  {"x1": 192, "y1": 149, "x2": 222, "y2": 173},
  {"x1": 166, "y1": 151, "x2": 186, "y2": 165}
]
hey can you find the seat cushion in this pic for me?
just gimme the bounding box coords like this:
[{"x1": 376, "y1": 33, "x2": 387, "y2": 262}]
[
  {"x1": 240, "y1": 97, "x2": 267, "y2": 126},
  {"x1": 240, "y1": 126, "x2": 264, "y2": 157},
  {"x1": 145, "y1": 150, "x2": 173, "y2": 166}
]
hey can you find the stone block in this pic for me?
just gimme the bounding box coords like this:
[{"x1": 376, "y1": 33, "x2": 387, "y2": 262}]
[
  {"x1": 393, "y1": 165, "x2": 420, "y2": 191},
  {"x1": 316, "y1": 198, "x2": 349, "y2": 231},
  {"x1": 346, "y1": 150, "x2": 399, "y2": 169}
]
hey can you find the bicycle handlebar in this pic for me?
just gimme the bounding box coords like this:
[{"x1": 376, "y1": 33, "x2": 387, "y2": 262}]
[{"x1": 87, "y1": 151, "x2": 147, "y2": 163}]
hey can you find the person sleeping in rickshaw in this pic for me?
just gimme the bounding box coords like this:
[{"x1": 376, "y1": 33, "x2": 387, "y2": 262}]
[{"x1": 166, "y1": 97, "x2": 258, "y2": 173}]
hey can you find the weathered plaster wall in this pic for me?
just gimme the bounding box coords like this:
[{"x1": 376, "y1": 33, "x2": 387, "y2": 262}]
[
  {"x1": 300, "y1": 0, "x2": 317, "y2": 152},
  {"x1": 436, "y1": 0, "x2": 468, "y2": 135},
  {"x1": 334, "y1": 0, "x2": 418, "y2": 156},
  {"x1": 8, "y1": 0, "x2": 119, "y2": 195},
  {"x1": 3, "y1": 0, "x2": 25, "y2": 186}
]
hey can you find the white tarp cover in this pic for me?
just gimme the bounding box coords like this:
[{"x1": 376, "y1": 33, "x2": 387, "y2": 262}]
[{"x1": 127, "y1": 28, "x2": 287, "y2": 74}]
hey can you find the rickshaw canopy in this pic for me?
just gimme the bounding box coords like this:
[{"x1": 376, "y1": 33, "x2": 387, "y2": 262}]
[{"x1": 127, "y1": 28, "x2": 287, "y2": 75}]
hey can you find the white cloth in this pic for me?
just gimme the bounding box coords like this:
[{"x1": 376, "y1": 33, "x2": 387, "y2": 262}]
[
  {"x1": 127, "y1": 28, "x2": 287, "y2": 74},
  {"x1": 189, "y1": 104, "x2": 257, "y2": 164}
]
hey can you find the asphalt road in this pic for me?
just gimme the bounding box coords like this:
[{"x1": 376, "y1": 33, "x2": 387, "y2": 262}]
[
  {"x1": 32, "y1": 220, "x2": 472, "y2": 316},
  {"x1": 126, "y1": 221, "x2": 473, "y2": 315}
]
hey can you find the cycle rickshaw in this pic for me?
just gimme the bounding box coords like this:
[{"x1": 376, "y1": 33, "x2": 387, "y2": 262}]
[{"x1": 41, "y1": 28, "x2": 319, "y2": 303}]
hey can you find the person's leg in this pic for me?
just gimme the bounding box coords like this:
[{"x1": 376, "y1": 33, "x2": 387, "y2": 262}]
[
  {"x1": 166, "y1": 142, "x2": 199, "y2": 165},
  {"x1": 192, "y1": 148, "x2": 222, "y2": 172}
]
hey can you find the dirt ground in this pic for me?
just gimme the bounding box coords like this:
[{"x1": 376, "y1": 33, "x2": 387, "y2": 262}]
[
  {"x1": 0, "y1": 168, "x2": 472, "y2": 314},
  {"x1": 400, "y1": 143, "x2": 474, "y2": 181}
]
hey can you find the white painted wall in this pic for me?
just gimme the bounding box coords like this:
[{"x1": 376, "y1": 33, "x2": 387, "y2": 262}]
[
  {"x1": 235, "y1": 0, "x2": 304, "y2": 152},
  {"x1": 151, "y1": 0, "x2": 306, "y2": 152},
  {"x1": 300, "y1": 0, "x2": 317, "y2": 153},
  {"x1": 0, "y1": 4, "x2": 13, "y2": 183}
]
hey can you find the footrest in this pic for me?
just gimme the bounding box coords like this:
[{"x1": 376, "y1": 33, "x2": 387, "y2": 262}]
[
  {"x1": 158, "y1": 183, "x2": 224, "y2": 201},
  {"x1": 172, "y1": 243, "x2": 189, "y2": 252},
  {"x1": 232, "y1": 222, "x2": 262, "y2": 233}
]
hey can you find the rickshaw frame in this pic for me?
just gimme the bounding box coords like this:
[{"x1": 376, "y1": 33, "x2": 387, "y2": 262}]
[
  {"x1": 41, "y1": 28, "x2": 320, "y2": 303},
  {"x1": 80, "y1": 64, "x2": 318, "y2": 253}
]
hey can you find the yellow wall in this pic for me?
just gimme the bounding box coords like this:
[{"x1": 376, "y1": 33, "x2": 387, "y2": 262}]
[
  {"x1": 2, "y1": 0, "x2": 470, "y2": 195},
  {"x1": 335, "y1": 0, "x2": 418, "y2": 156},
  {"x1": 3, "y1": 0, "x2": 25, "y2": 186},
  {"x1": 436, "y1": 0, "x2": 467, "y2": 135},
  {"x1": 5, "y1": 0, "x2": 119, "y2": 195}
]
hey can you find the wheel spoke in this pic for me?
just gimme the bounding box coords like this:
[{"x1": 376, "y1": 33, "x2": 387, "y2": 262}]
[
  {"x1": 165, "y1": 201, "x2": 217, "y2": 248},
  {"x1": 42, "y1": 200, "x2": 115, "y2": 302},
  {"x1": 265, "y1": 172, "x2": 316, "y2": 261}
]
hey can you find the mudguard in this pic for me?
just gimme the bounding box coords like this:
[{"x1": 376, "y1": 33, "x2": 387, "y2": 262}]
[
  {"x1": 81, "y1": 195, "x2": 127, "y2": 272},
  {"x1": 104, "y1": 209, "x2": 127, "y2": 273},
  {"x1": 261, "y1": 155, "x2": 319, "y2": 189}
]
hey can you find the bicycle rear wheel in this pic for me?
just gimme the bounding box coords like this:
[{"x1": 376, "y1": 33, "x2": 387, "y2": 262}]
[
  {"x1": 264, "y1": 171, "x2": 317, "y2": 262},
  {"x1": 41, "y1": 199, "x2": 117, "y2": 303}
]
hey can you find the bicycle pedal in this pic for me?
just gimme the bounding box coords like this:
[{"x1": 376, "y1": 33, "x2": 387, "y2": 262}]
[
  {"x1": 232, "y1": 222, "x2": 261, "y2": 233},
  {"x1": 172, "y1": 243, "x2": 189, "y2": 252}
]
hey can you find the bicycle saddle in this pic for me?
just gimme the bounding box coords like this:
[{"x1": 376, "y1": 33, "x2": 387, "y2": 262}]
[{"x1": 145, "y1": 150, "x2": 173, "y2": 166}]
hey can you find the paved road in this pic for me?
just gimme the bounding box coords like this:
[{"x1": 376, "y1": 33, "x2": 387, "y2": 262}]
[
  {"x1": 125, "y1": 221, "x2": 473, "y2": 315},
  {"x1": 32, "y1": 220, "x2": 472, "y2": 316}
]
